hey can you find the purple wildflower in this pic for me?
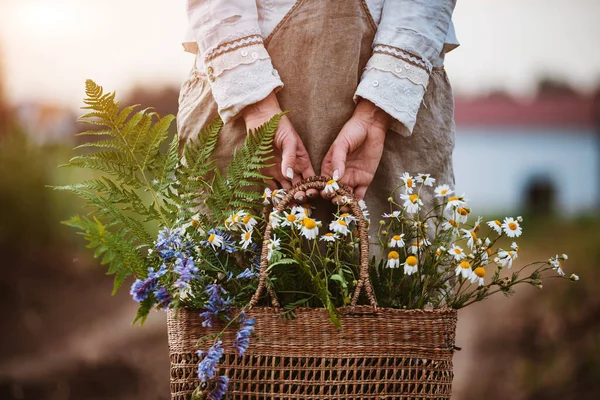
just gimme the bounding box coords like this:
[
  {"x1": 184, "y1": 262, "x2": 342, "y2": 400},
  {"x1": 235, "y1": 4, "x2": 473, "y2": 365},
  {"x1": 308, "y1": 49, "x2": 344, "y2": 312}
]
[
  {"x1": 129, "y1": 266, "x2": 165, "y2": 303},
  {"x1": 173, "y1": 257, "x2": 199, "y2": 289},
  {"x1": 153, "y1": 286, "x2": 172, "y2": 309},
  {"x1": 197, "y1": 340, "x2": 224, "y2": 382},
  {"x1": 199, "y1": 284, "x2": 233, "y2": 327},
  {"x1": 208, "y1": 375, "x2": 230, "y2": 400},
  {"x1": 233, "y1": 311, "x2": 255, "y2": 356},
  {"x1": 236, "y1": 268, "x2": 259, "y2": 279}
]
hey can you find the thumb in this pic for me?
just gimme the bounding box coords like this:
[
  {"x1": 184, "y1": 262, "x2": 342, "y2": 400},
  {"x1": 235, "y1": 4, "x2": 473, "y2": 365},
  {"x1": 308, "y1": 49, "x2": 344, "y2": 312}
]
[
  {"x1": 279, "y1": 132, "x2": 297, "y2": 181},
  {"x1": 325, "y1": 138, "x2": 349, "y2": 181}
]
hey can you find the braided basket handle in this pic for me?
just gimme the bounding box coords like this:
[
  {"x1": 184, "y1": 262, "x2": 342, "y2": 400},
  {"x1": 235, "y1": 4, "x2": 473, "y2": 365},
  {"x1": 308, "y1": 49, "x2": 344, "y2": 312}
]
[{"x1": 247, "y1": 175, "x2": 378, "y2": 313}]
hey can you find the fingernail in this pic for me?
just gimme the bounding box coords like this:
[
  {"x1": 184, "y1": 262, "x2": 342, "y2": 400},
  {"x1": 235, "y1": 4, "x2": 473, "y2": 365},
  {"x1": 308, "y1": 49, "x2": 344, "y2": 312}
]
[
  {"x1": 286, "y1": 167, "x2": 294, "y2": 180},
  {"x1": 296, "y1": 196, "x2": 304, "y2": 202},
  {"x1": 333, "y1": 169, "x2": 340, "y2": 180}
]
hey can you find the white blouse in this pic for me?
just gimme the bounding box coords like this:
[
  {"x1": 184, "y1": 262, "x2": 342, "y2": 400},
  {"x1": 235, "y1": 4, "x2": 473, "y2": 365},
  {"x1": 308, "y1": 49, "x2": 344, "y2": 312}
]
[{"x1": 184, "y1": 0, "x2": 458, "y2": 136}]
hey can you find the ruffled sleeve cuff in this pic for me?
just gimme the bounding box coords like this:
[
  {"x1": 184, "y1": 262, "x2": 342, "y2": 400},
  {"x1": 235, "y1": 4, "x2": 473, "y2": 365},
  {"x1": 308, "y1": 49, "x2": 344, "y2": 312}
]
[
  {"x1": 354, "y1": 46, "x2": 431, "y2": 136},
  {"x1": 199, "y1": 33, "x2": 283, "y2": 124}
]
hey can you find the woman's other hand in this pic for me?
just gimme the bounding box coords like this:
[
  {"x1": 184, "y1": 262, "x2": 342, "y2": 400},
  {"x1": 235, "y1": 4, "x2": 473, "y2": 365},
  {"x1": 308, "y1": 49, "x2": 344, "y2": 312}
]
[
  {"x1": 242, "y1": 91, "x2": 318, "y2": 202},
  {"x1": 321, "y1": 99, "x2": 392, "y2": 200}
]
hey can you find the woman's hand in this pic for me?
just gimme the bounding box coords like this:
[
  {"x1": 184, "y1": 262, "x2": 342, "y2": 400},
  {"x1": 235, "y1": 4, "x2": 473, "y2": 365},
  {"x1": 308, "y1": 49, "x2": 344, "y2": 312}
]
[
  {"x1": 242, "y1": 91, "x2": 318, "y2": 202},
  {"x1": 321, "y1": 99, "x2": 392, "y2": 200}
]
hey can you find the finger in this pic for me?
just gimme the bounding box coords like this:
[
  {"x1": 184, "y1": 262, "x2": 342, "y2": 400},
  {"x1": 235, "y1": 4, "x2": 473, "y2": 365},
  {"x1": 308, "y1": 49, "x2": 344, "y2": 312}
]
[
  {"x1": 306, "y1": 188, "x2": 319, "y2": 200},
  {"x1": 340, "y1": 205, "x2": 351, "y2": 214},
  {"x1": 320, "y1": 189, "x2": 336, "y2": 200},
  {"x1": 321, "y1": 140, "x2": 348, "y2": 181},
  {"x1": 354, "y1": 186, "x2": 368, "y2": 201},
  {"x1": 294, "y1": 190, "x2": 306, "y2": 203},
  {"x1": 280, "y1": 135, "x2": 297, "y2": 184}
]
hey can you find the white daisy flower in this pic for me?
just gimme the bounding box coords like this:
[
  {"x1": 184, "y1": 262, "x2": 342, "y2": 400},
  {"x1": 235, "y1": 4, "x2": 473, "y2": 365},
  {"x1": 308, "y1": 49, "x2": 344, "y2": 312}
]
[
  {"x1": 207, "y1": 232, "x2": 224, "y2": 250},
  {"x1": 241, "y1": 214, "x2": 257, "y2": 231},
  {"x1": 389, "y1": 234, "x2": 405, "y2": 248},
  {"x1": 329, "y1": 218, "x2": 349, "y2": 236},
  {"x1": 224, "y1": 210, "x2": 247, "y2": 231},
  {"x1": 549, "y1": 255, "x2": 565, "y2": 276},
  {"x1": 387, "y1": 251, "x2": 400, "y2": 268},
  {"x1": 511, "y1": 242, "x2": 519, "y2": 252},
  {"x1": 401, "y1": 172, "x2": 416, "y2": 193},
  {"x1": 271, "y1": 189, "x2": 286, "y2": 206},
  {"x1": 320, "y1": 232, "x2": 338, "y2": 242},
  {"x1": 441, "y1": 219, "x2": 460, "y2": 232},
  {"x1": 267, "y1": 234, "x2": 281, "y2": 261},
  {"x1": 400, "y1": 193, "x2": 423, "y2": 214},
  {"x1": 470, "y1": 267, "x2": 485, "y2": 286},
  {"x1": 403, "y1": 255, "x2": 419, "y2": 275},
  {"x1": 408, "y1": 239, "x2": 431, "y2": 255},
  {"x1": 239, "y1": 230, "x2": 253, "y2": 249},
  {"x1": 324, "y1": 175, "x2": 340, "y2": 194},
  {"x1": 281, "y1": 210, "x2": 300, "y2": 228},
  {"x1": 455, "y1": 260, "x2": 472, "y2": 279},
  {"x1": 338, "y1": 212, "x2": 357, "y2": 224},
  {"x1": 487, "y1": 219, "x2": 503, "y2": 235},
  {"x1": 450, "y1": 207, "x2": 470, "y2": 224},
  {"x1": 415, "y1": 173, "x2": 436, "y2": 187},
  {"x1": 445, "y1": 194, "x2": 467, "y2": 210},
  {"x1": 358, "y1": 199, "x2": 369, "y2": 218},
  {"x1": 291, "y1": 205, "x2": 309, "y2": 220},
  {"x1": 435, "y1": 246, "x2": 446, "y2": 258},
  {"x1": 502, "y1": 217, "x2": 522, "y2": 238},
  {"x1": 269, "y1": 211, "x2": 283, "y2": 229},
  {"x1": 497, "y1": 249, "x2": 518, "y2": 268},
  {"x1": 461, "y1": 220, "x2": 481, "y2": 250},
  {"x1": 383, "y1": 210, "x2": 401, "y2": 220},
  {"x1": 262, "y1": 188, "x2": 272, "y2": 205},
  {"x1": 434, "y1": 184, "x2": 453, "y2": 198},
  {"x1": 448, "y1": 245, "x2": 466, "y2": 261},
  {"x1": 300, "y1": 217, "x2": 320, "y2": 240}
]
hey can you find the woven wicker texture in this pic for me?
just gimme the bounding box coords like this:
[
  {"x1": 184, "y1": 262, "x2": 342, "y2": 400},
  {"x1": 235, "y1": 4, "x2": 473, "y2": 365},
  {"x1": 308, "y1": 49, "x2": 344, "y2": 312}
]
[{"x1": 168, "y1": 176, "x2": 458, "y2": 399}]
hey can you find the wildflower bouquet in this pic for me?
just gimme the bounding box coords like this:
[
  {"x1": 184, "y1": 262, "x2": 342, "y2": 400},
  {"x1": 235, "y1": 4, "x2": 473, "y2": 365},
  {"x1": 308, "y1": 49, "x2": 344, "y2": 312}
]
[{"x1": 58, "y1": 81, "x2": 578, "y2": 400}]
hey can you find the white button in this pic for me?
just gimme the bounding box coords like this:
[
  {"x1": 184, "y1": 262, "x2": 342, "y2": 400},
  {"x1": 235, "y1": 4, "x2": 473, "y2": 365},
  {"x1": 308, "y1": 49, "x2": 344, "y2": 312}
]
[
  {"x1": 395, "y1": 66, "x2": 403, "y2": 73},
  {"x1": 372, "y1": 80, "x2": 379, "y2": 87},
  {"x1": 240, "y1": 50, "x2": 248, "y2": 57},
  {"x1": 251, "y1": 52, "x2": 258, "y2": 59},
  {"x1": 404, "y1": 63, "x2": 411, "y2": 69}
]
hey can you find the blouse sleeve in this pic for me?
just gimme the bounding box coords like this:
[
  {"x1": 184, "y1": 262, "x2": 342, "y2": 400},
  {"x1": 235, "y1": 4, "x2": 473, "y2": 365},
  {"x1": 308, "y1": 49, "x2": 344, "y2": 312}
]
[
  {"x1": 187, "y1": 0, "x2": 283, "y2": 124},
  {"x1": 354, "y1": 0, "x2": 457, "y2": 135}
]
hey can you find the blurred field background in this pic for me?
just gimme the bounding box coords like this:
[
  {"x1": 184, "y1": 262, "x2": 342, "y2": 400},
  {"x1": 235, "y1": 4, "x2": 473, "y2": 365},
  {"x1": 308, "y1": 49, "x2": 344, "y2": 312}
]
[{"x1": 1, "y1": 1, "x2": 599, "y2": 399}]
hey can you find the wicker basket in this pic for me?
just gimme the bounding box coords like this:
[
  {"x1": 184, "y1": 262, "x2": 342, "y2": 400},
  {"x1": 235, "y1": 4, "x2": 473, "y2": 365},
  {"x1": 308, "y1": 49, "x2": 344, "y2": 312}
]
[{"x1": 168, "y1": 176, "x2": 458, "y2": 399}]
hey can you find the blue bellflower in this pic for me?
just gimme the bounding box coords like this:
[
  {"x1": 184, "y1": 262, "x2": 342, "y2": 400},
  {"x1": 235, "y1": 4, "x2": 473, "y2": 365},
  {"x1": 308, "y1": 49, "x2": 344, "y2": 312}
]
[
  {"x1": 208, "y1": 375, "x2": 230, "y2": 400},
  {"x1": 233, "y1": 311, "x2": 255, "y2": 357},
  {"x1": 197, "y1": 340, "x2": 224, "y2": 382},
  {"x1": 199, "y1": 284, "x2": 233, "y2": 327}
]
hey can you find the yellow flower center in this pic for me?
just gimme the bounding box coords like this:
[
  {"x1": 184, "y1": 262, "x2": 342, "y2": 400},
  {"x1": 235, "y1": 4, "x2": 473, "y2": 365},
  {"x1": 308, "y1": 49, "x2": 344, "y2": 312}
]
[
  {"x1": 325, "y1": 233, "x2": 335, "y2": 237},
  {"x1": 244, "y1": 232, "x2": 251, "y2": 240},
  {"x1": 409, "y1": 194, "x2": 419, "y2": 203},
  {"x1": 494, "y1": 220, "x2": 502, "y2": 226},
  {"x1": 436, "y1": 249, "x2": 441, "y2": 256},
  {"x1": 470, "y1": 231, "x2": 477, "y2": 239},
  {"x1": 486, "y1": 248, "x2": 492, "y2": 256},
  {"x1": 508, "y1": 222, "x2": 518, "y2": 230},
  {"x1": 454, "y1": 248, "x2": 463, "y2": 254},
  {"x1": 460, "y1": 261, "x2": 471, "y2": 269},
  {"x1": 208, "y1": 234, "x2": 216, "y2": 243},
  {"x1": 457, "y1": 207, "x2": 469, "y2": 216},
  {"x1": 441, "y1": 189, "x2": 448, "y2": 195},
  {"x1": 242, "y1": 215, "x2": 252, "y2": 224},
  {"x1": 405, "y1": 255, "x2": 418, "y2": 266},
  {"x1": 388, "y1": 251, "x2": 400, "y2": 260},
  {"x1": 393, "y1": 235, "x2": 402, "y2": 240},
  {"x1": 327, "y1": 179, "x2": 336, "y2": 185},
  {"x1": 338, "y1": 219, "x2": 347, "y2": 226},
  {"x1": 302, "y1": 218, "x2": 317, "y2": 229},
  {"x1": 474, "y1": 267, "x2": 485, "y2": 277},
  {"x1": 448, "y1": 219, "x2": 458, "y2": 227},
  {"x1": 286, "y1": 214, "x2": 296, "y2": 222},
  {"x1": 340, "y1": 213, "x2": 350, "y2": 218},
  {"x1": 407, "y1": 178, "x2": 413, "y2": 187},
  {"x1": 449, "y1": 196, "x2": 459, "y2": 202}
]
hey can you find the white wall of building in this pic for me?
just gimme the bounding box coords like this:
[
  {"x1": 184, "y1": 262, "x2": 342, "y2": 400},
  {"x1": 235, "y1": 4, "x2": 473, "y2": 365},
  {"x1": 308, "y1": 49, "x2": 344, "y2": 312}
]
[{"x1": 453, "y1": 128, "x2": 600, "y2": 216}]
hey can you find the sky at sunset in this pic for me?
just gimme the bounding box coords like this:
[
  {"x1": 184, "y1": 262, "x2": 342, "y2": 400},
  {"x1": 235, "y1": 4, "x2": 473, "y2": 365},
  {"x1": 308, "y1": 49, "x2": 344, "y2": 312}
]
[{"x1": 1, "y1": 0, "x2": 600, "y2": 109}]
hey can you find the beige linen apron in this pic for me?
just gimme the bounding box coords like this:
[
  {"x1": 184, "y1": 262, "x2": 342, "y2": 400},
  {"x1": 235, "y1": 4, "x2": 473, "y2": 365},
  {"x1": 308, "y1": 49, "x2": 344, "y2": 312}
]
[{"x1": 177, "y1": 0, "x2": 455, "y2": 228}]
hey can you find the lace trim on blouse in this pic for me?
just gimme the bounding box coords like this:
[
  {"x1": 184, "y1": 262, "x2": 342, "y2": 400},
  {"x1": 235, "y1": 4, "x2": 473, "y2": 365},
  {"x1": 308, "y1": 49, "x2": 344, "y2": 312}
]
[
  {"x1": 364, "y1": 53, "x2": 430, "y2": 89},
  {"x1": 372, "y1": 44, "x2": 430, "y2": 73},
  {"x1": 205, "y1": 43, "x2": 270, "y2": 79}
]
